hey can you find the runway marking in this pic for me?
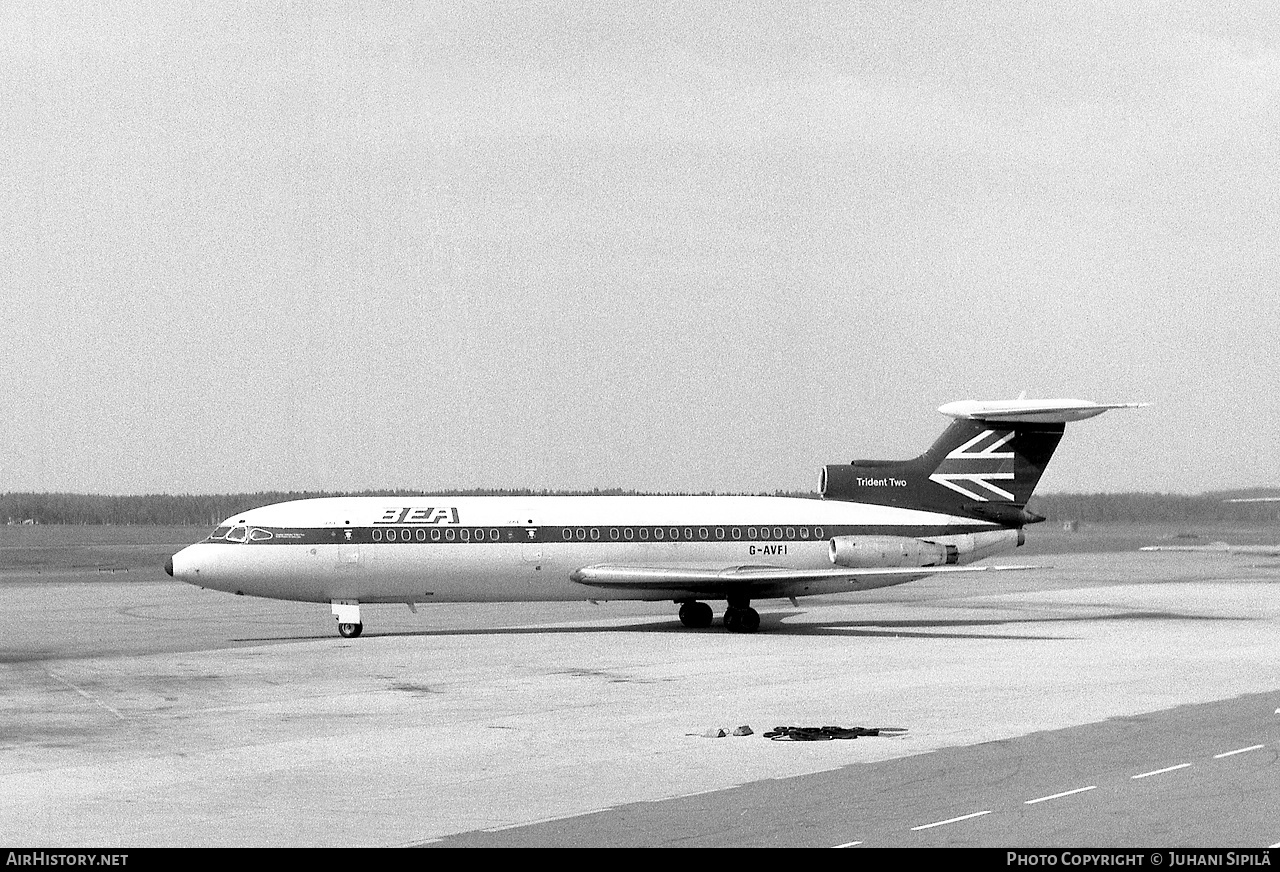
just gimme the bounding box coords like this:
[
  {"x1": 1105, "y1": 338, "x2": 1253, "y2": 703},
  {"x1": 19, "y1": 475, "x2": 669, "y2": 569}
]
[
  {"x1": 672, "y1": 787, "x2": 730, "y2": 799},
  {"x1": 483, "y1": 809, "x2": 614, "y2": 832},
  {"x1": 43, "y1": 668, "x2": 125, "y2": 721},
  {"x1": 1024, "y1": 785, "x2": 1097, "y2": 805},
  {"x1": 911, "y1": 810, "x2": 991, "y2": 830},
  {"x1": 832, "y1": 841, "x2": 863, "y2": 848},
  {"x1": 1213, "y1": 744, "x2": 1264, "y2": 759},
  {"x1": 1131, "y1": 763, "x2": 1191, "y2": 780}
]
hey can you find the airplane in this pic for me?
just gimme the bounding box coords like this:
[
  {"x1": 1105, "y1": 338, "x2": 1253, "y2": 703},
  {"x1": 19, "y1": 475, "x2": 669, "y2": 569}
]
[
  {"x1": 1139, "y1": 543, "x2": 1280, "y2": 556},
  {"x1": 166, "y1": 398, "x2": 1142, "y2": 636}
]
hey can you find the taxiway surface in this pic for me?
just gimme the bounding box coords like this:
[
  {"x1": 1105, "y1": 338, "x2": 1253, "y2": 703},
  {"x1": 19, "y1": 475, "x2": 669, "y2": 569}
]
[{"x1": 2, "y1": 551, "x2": 1278, "y2": 847}]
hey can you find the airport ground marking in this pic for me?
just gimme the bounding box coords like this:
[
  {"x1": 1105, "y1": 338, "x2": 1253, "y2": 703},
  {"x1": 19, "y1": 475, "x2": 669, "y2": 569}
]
[
  {"x1": 1212, "y1": 744, "x2": 1264, "y2": 759},
  {"x1": 1131, "y1": 763, "x2": 1191, "y2": 780},
  {"x1": 1024, "y1": 785, "x2": 1097, "y2": 805},
  {"x1": 43, "y1": 668, "x2": 125, "y2": 721},
  {"x1": 911, "y1": 810, "x2": 991, "y2": 831},
  {"x1": 482, "y1": 808, "x2": 615, "y2": 832},
  {"x1": 832, "y1": 841, "x2": 863, "y2": 848},
  {"x1": 672, "y1": 787, "x2": 730, "y2": 800}
]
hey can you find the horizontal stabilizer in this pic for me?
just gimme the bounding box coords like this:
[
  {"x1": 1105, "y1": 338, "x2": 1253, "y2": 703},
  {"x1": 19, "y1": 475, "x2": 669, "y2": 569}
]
[{"x1": 938, "y1": 399, "x2": 1148, "y2": 424}]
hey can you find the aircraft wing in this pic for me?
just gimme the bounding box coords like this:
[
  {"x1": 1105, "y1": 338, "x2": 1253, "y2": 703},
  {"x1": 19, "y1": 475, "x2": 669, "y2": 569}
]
[{"x1": 570, "y1": 562, "x2": 1034, "y2": 596}]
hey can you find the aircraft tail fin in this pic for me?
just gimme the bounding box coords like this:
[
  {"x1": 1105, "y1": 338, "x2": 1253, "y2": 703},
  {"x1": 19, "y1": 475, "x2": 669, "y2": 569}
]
[{"x1": 820, "y1": 399, "x2": 1145, "y2": 525}]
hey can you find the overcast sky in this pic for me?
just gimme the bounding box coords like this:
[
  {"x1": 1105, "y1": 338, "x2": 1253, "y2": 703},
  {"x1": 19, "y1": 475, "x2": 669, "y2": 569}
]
[{"x1": 3, "y1": 1, "x2": 1278, "y2": 497}]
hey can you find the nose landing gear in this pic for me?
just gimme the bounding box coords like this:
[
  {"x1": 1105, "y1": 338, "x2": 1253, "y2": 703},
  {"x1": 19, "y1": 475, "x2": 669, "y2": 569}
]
[{"x1": 332, "y1": 599, "x2": 363, "y2": 638}]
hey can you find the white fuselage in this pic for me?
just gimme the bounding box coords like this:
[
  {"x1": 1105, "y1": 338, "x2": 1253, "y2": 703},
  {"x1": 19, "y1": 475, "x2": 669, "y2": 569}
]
[{"x1": 169, "y1": 495, "x2": 1012, "y2": 605}]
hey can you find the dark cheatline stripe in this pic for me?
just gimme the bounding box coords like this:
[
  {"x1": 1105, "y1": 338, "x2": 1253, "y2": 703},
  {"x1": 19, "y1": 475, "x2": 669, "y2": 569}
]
[{"x1": 200, "y1": 522, "x2": 1000, "y2": 546}]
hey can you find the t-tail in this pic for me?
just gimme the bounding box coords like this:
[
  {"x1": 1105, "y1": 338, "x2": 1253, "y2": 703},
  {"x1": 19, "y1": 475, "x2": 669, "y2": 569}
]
[{"x1": 820, "y1": 399, "x2": 1147, "y2": 525}]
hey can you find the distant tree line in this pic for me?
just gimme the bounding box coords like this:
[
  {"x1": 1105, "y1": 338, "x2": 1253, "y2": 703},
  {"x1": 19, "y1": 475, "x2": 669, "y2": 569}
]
[
  {"x1": 4, "y1": 489, "x2": 1279, "y2": 526},
  {"x1": 1027, "y1": 492, "x2": 1280, "y2": 524},
  {"x1": 1, "y1": 489, "x2": 751, "y2": 526}
]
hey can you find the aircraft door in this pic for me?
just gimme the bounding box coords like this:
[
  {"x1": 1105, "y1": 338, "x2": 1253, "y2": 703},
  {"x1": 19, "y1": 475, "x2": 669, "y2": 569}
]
[
  {"x1": 336, "y1": 526, "x2": 360, "y2": 570},
  {"x1": 520, "y1": 525, "x2": 546, "y2": 580}
]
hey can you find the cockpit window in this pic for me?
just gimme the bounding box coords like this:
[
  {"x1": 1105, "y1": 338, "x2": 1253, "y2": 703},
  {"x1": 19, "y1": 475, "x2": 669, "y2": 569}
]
[
  {"x1": 249, "y1": 528, "x2": 273, "y2": 541},
  {"x1": 225, "y1": 526, "x2": 248, "y2": 543},
  {"x1": 207, "y1": 526, "x2": 232, "y2": 541}
]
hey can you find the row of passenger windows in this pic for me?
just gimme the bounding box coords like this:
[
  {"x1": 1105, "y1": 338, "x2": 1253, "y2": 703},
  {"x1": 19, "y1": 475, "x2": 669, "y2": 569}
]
[
  {"x1": 558, "y1": 525, "x2": 827, "y2": 542},
  {"x1": 372, "y1": 527, "x2": 502, "y2": 542},
  {"x1": 369, "y1": 526, "x2": 827, "y2": 543}
]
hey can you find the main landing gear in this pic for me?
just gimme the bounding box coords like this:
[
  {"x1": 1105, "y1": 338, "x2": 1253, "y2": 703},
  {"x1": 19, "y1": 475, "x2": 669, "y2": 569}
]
[
  {"x1": 678, "y1": 598, "x2": 760, "y2": 633},
  {"x1": 723, "y1": 605, "x2": 760, "y2": 633},
  {"x1": 678, "y1": 601, "x2": 714, "y2": 628}
]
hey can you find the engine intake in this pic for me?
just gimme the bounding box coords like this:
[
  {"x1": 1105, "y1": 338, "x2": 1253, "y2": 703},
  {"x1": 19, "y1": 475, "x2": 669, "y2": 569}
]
[{"x1": 828, "y1": 535, "x2": 958, "y2": 568}]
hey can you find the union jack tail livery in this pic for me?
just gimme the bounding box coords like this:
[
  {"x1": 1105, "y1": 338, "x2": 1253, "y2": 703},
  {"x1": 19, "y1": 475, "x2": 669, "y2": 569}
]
[{"x1": 820, "y1": 399, "x2": 1146, "y2": 526}]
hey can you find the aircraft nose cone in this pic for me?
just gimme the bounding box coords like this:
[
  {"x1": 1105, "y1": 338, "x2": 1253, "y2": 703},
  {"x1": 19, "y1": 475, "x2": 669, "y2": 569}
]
[{"x1": 164, "y1": 556, "x2": 174, "y2": 577}]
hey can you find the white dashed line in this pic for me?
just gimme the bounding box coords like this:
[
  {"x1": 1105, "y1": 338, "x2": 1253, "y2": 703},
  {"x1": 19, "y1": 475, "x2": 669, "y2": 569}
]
[
  {"x1": 44, "y1": 668, "x2": 126, "y2": 720},
  {"x1": 1024, "y1": 785, "x2": 1097, "y2": 805},
  {"x1": 911, "y1": 810, "x2": 991, "y2": 831},
  {"x1": 1131, "y1": 763, "x2": 1191, "y2": 779},
  {"x1": 1213, "y1": 744, "x2": 1264, "y2": 759},
  {"x1": 832, "y1": 841, "x2": 863, "y2": 848},
  {"x1": 483, "y1": 809, "x2": 613, "y2": 832}
]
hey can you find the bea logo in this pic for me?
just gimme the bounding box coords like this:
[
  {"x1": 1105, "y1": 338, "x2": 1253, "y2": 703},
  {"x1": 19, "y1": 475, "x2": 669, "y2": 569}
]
[{"x1": 375, "y1": 507, "x2": 461, "y2": 525}]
